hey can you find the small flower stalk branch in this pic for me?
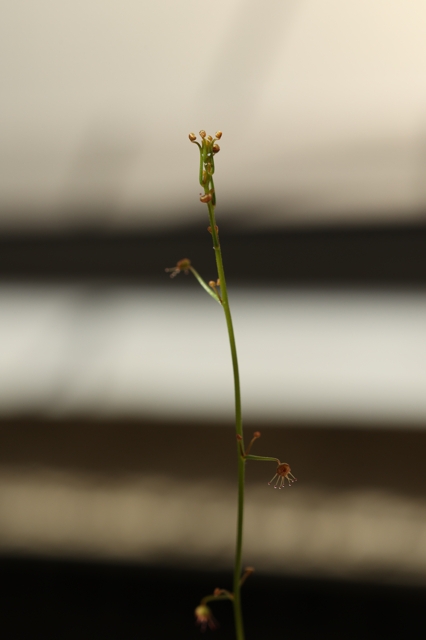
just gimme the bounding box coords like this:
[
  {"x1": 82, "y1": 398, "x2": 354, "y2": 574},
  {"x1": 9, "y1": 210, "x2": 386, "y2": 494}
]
[
  {"x1": 170, "y1": 131, "x2": 296, "y2": 639},
  {"x1": 209, "y1": 279, "x2": 222, "y2": 303},
  {"x1": 194, "y1": 589, "x2": 232, "y2": 631},
  {"x1": 239, "y1": 431, "x2": 297, "y2": 490},
  {"x1": 165, "y1": 258, "x2": 221, "y2": 304},
  {"x1": 238, "y1": 430, "x2": 261, "y2": 458},
  {"x1": 194, "y1": 576, "x2": 253, "y2": 631},
  {"x1": 239, "y1": 567, "x2": 255, "y2": 587}
]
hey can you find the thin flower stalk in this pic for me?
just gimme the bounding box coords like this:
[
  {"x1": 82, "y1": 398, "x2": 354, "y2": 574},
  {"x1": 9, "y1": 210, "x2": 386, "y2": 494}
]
[
  {"x1": 191, "y1": 130, "x2": 246, "y2": 640},
  {"x1": 167, "y1": 131, "x2": 297, "y2": 639}
]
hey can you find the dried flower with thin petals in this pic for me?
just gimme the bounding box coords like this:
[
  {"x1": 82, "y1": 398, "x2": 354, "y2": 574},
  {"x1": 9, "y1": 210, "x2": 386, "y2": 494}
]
[
  {"x1": 165, "y1": 258, "x2": 191, "y2": 278},
  {"x1": 268, "y1": 462, "x2": 297, "y2": 489}
]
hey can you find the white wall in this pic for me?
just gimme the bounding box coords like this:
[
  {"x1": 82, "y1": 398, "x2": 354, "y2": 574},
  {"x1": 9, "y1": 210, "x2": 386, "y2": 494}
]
[{"x1": 2, "y1": 1, "x2": 426, "y2": 230}]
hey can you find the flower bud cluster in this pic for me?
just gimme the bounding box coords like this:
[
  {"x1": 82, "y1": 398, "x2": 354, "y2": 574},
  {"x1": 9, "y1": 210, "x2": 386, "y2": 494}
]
[{"x1": 188, "y1": 130, "x2": 222, "y2": 205}]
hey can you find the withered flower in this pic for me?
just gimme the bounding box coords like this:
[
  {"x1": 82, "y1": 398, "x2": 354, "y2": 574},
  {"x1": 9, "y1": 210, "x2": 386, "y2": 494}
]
[
  {"x1": 268, "y1": 462, "x2": 297, "y2": 489},
  {"x1": 165, "y1": 258, "x2": 191, "y2": 278}
]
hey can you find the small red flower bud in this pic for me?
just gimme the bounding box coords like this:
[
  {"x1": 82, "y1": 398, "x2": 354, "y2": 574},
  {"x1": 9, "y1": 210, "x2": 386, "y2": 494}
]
[{"x1": 212, "y1": 143, "x2": 220, "y2": 154}]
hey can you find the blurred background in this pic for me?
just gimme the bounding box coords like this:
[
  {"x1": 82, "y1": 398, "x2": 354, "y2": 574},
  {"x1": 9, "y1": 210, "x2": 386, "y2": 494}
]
[{"x1": 1, "y1": 1, "x2": 426, "y2": 638}]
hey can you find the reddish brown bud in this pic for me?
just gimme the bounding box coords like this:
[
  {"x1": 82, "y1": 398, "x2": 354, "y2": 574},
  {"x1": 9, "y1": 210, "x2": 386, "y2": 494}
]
[
  {"x1": 212, "y1": 143, "x2": 220, "y2": 154},
  {"x1": 199, "y1": 130, "x2": 206, "y2": 138},
  {"x1": 188, "y1": 132, "x2": 196, "y2": 142},
  {"x1": 236, "y1": 434, "x2": 243, "y2": 441},
  {"x1": 253, "y1": 431, "x2": 261, "y2": 438},
  {"x1": 200, "y1": 193, "x2": 212, "y2": 203},
  {"x1": 215, "y1": 131, "x2": 222, "y2": 139}
]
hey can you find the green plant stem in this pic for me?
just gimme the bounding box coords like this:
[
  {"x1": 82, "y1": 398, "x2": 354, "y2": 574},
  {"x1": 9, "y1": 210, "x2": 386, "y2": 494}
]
[
  {"x1": 188, "y1": 266, "x2": 220, "y2": 303},
  {"x1": 206, "y1": 199, "x2": 245, "y2": 640},
  {"x1": 245, "y1": 455, "x2": 280, "y2": 463},
  {"x1": 202, "y1": 593, "x2": 234, "y2": 605}
]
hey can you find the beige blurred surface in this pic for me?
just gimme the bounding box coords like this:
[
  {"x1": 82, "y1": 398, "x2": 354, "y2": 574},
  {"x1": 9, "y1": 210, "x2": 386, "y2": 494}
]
[
  {"x1": 2, "y1": 1, "x2": 426, "y2": 229},
  {"x1": 1, "y1": 421, "x2": 425, "y2": 585}
]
